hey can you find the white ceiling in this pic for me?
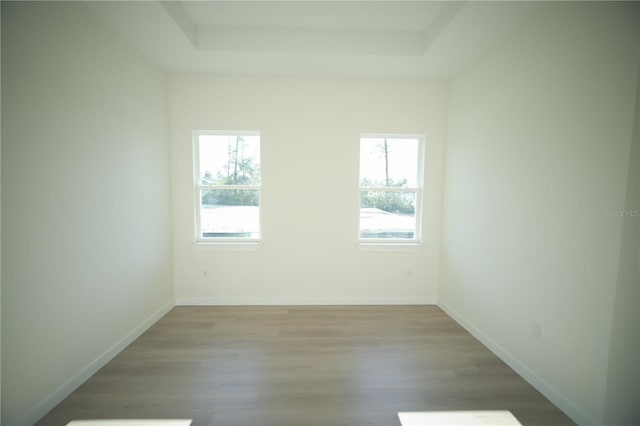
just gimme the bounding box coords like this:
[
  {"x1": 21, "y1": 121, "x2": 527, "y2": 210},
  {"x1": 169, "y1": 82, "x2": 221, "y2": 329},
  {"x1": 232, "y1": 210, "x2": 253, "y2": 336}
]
[
  {"x1": 89, "y1": 1, "x2": 539, "y2": 78},
  {"x1": 181, "y1": 1, "x2": 448, "y2": 31}
]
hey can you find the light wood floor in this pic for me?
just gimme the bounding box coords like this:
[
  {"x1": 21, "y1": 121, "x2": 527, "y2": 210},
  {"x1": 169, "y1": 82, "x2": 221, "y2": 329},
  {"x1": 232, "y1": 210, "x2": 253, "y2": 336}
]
[{"x1": 36, "y1": 306, "x2": 575, "y2": 426}]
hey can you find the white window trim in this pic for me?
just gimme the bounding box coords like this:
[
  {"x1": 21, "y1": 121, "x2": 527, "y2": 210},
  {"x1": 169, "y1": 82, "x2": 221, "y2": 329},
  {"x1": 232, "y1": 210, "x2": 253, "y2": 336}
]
[
  {"x1": 358, "y1": 133, "x2": 425, "y2": 246},
  {"x1": 193, "y1": 130, "x2": 262, "y2": 245}
]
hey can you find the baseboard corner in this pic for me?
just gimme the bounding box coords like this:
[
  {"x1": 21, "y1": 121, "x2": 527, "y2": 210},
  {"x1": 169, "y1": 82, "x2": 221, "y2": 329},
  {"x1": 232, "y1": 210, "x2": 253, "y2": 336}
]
[
  {"x1": 19, "y1": 300, "x2": 174, "y2": 426},
  {"x1": 437, "y1": 299, "x2": 596, "y2": 426}
]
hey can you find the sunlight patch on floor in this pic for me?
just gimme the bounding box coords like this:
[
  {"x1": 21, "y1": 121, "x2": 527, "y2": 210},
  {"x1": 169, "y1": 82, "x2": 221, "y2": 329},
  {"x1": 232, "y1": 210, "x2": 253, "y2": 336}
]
[
  {"x1": 67, "y1": 420, "x2": 192, "y2": 426},
  {"x1": 398, "y1": 411, "x2": 522, "y2": 426}
]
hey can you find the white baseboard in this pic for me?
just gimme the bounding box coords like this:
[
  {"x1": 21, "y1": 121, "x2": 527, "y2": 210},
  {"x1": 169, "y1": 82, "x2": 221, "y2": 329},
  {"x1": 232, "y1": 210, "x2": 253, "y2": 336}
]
[
  {"x1": 20, "y1": 301, "x2": 175, "y2": 426},
  {"x1": 176, "y1": 297, "x2": 435, "y2": 306},
  {"x1": 437, "y1": 299, "x2": 596, "y2": 426}
]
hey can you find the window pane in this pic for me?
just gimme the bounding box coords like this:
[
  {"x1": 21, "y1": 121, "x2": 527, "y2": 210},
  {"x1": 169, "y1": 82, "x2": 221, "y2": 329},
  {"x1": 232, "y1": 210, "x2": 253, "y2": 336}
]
[
  {"x1": 201, "y1": 189, "x2": 259, "y2": 238},
  {"x1": 360, "y1": 191, "x2": 416, "y2": 239},
  {"x1": 359, "y1": 137, "x2": 418, "y2": 187},
  {"x1": 199, "y1": 134, "x2": 261, "y2": 185}
]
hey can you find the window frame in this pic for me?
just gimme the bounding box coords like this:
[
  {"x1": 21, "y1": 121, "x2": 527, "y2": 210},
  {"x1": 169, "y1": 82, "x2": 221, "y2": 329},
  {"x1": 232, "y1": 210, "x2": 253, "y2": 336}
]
[
  {"x1": 358, "y1": 133, "x2": 425, "y2": 246},
  {"x1": 193, "y1": 130, "x2": 262, "y2": 244}
]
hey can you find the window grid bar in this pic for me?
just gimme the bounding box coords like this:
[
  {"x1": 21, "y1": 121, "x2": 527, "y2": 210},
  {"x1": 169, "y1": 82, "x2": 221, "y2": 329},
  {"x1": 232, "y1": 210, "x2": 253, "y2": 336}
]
[
  {"x1": 197, "y1": 184, "x2": 261, "y2": 191},
  {"x1": 359, "y1": 187, "x2": 418, "y2": 192}
]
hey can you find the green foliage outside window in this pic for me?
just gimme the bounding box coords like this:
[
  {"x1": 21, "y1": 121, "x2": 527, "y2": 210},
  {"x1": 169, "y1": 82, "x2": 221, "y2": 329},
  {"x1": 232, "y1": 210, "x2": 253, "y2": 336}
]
[{"x1": 360, "y1": 178, "x2": 415, "y2": 214}]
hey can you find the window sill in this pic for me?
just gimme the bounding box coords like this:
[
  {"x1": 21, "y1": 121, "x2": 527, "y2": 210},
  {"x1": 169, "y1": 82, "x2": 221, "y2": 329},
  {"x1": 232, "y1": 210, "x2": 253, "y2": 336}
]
[
  {"x1": 358, "y1": 242, "x2": 422, "y2": 252},
  {"x1": 195, "y1": 241, "x2": 263, "y2": 251}
]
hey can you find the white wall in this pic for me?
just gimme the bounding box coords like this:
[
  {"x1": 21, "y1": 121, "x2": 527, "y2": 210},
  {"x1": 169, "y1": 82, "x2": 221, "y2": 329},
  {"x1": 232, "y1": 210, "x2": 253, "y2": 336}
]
[
  {"x1": 440, "y1": 2, "x2": 639, "y2": 425},
  {"x1": 1, "y1": 3, "x2": 173, "y2": 425},
  {"x1": 602, "y1": 45, "x2": 640, "y2": 426},
  {"x1": 169, "y1": 76, "x2": 446, "y2": 305}
]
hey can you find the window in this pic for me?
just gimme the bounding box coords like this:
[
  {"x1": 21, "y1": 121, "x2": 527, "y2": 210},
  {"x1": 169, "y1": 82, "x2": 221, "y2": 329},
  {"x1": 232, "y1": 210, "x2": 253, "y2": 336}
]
[
  {"x1": 194, "y1": 131, "x2": 261, "y2": 242},
  {"x1": 359, "y1": 135, "x2": 424, "y2": 243}
]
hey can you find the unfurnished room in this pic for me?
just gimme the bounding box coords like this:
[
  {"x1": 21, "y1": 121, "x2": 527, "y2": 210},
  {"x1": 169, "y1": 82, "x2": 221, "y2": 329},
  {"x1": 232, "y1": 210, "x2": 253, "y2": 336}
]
[{"x1": 1, "y1": 1, "x2": 639, "y2": 426}]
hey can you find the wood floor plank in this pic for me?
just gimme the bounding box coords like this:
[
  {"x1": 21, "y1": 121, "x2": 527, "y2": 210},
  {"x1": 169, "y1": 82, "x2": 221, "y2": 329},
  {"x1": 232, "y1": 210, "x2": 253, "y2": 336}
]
[{"x1": 35, "y1": 306, "x2": 574, "y2": 426}]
